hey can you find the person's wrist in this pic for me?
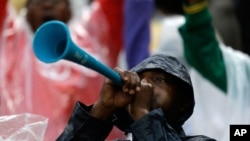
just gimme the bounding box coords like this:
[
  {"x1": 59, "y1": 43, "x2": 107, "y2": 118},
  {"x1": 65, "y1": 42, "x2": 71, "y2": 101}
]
[
  {"x1": 129, "y1": 108, "x2": 149, "y2": 121},
  {"x1": 90, "y1": 102, "x2": 115, "y2": 120}
]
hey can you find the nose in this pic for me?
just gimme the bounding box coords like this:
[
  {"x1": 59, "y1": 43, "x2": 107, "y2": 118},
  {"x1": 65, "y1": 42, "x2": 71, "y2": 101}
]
[{"x1": 43, "y1": 0, "x2": 54, "y2": 6}]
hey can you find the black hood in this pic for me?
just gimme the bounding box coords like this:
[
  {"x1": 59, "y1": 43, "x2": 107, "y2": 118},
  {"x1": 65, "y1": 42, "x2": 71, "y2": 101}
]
[
  {"x1": 130, "y1": 54, "x2": 192, "y2": 86},
  {"x1": 114, "y1": 54, "x2": 194, "y2": 131},
  {"x1": 131, "y1": 54, "x2": 194, "y2": 127}
]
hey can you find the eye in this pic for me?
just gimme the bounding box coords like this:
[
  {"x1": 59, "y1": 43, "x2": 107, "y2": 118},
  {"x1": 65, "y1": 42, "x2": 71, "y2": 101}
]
[{"x1": 153, "y1": 77, "x2": 167, "y2": 84}]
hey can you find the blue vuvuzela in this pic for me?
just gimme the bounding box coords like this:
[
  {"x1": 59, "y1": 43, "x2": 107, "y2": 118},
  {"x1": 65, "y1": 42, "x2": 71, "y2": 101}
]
[{"x1": 33, "y1": 20, "x2": 122, "y2": 86}]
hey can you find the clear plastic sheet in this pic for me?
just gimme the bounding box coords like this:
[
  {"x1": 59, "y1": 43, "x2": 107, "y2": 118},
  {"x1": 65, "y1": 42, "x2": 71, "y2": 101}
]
[{"x1": 0, "y1": 113, "x2": 48, "y2": 141}]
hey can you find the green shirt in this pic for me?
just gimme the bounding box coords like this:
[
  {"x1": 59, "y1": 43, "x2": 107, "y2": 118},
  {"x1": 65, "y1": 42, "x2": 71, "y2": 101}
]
[{"x1": 179, "y1": 7, "x2": 227, "y2": 93}]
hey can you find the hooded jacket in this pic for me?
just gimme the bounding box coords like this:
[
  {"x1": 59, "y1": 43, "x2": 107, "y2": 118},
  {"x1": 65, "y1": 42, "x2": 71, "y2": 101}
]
[{"x1": 56, "y1": 54, "x2": 216, "y2": 141}]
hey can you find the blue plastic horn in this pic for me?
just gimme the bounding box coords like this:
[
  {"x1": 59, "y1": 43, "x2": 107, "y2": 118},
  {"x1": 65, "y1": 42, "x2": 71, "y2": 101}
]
[{"x1": 33, "y1": 20, "x2": 122, "y2": 86}]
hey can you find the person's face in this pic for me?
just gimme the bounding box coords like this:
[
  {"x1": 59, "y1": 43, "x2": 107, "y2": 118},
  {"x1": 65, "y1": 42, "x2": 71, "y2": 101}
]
[
  {"x1": 26, "y1": 0, "x2": 72, "y2": 32},
  {"x1": 138, "y1": 69, "x2": 183, "y2": 116}
]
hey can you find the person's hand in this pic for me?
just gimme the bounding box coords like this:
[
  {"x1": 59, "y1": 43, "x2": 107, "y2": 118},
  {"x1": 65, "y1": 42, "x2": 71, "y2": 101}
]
[
  {"x1": 128, "y1": 79, "x2": 153, "y2": 121},
  {"x1": 90, "y1": 67, "x2": 141, "y2": 120},
  {"x1": 183, "y1": 0, "x2": 207, "y2": 14}
]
